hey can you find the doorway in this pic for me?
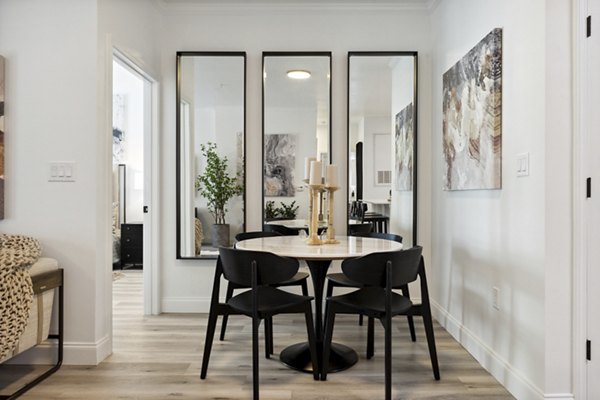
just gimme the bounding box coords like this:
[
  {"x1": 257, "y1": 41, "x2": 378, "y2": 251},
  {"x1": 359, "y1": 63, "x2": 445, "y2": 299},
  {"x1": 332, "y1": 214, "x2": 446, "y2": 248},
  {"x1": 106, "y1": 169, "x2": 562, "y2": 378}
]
[{"x1": 111, "y1": 50, "x2": 155, "y2": 315}]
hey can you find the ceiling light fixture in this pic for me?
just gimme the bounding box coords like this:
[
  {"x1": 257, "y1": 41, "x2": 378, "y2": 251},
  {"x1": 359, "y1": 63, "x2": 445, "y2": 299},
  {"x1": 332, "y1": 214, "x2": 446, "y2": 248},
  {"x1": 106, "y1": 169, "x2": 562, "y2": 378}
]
[{"x1": 287, "y1": 70, "x2": 311, "y2": 79}]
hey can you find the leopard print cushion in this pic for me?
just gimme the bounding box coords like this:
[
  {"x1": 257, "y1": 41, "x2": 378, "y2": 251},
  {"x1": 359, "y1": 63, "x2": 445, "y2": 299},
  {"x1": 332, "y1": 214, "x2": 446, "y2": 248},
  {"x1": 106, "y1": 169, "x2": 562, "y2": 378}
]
[{"x1": 0, "y1": 234, "x2": 41, "y2": 359}]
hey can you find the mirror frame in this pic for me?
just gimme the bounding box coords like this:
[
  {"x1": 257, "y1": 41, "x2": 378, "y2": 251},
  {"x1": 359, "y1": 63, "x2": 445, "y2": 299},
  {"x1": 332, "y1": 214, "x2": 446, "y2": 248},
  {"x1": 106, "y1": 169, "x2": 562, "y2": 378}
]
[
  {"x1": 176, "y1": 51, "x2": 247, "y2": 259},
  {"x1": 261, "y1": 51, "x2": 332, "y2": 224},
  {"x1": 346, "y1": 51, "x2": 418, "y2": 245}
]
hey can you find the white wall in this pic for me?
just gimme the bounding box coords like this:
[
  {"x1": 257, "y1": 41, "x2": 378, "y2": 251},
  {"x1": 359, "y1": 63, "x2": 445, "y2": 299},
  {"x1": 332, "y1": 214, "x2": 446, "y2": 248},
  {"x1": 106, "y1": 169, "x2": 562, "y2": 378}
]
[
  {"x1": 159, "y1": 6, "x2": 433, "y2": 312},
  {"x1": 0, "y1": 0, "x2": 106, "y2": 364},
  {"x1": 0, "y1": 0, "x2": 162, "y2": 365},
  {"x1": 430, "y1": 0, "x2": 573, "y2": 398}
]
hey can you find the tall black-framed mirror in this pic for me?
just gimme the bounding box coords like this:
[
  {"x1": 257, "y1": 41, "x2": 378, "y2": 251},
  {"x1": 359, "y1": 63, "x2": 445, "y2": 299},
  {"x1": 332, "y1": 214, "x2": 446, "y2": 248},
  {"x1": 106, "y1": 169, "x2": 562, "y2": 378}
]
[
  {"x1": 176, "y1": 52, "x2": 246, "y2": 259},
  {"x1": 262, "y1": 52, "x2": 332, "y2": 227},
  {"x1": 347, "y1": 52, "x2": 418, "y2": 247}
]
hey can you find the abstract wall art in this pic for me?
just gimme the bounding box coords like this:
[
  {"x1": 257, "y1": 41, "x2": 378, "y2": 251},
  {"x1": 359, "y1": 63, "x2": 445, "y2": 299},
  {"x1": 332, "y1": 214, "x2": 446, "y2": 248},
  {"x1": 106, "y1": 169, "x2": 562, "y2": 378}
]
[
  {"x1": 394, "y1": 102, "x2": 414, "y2": 191},
  {"x1": 442, "y1": 28, "x2": 502, "y2": 190},
  {"x1": 112, "y1": 93, "x2": 125, "y2": 164},
  {"x1": 0, "y1": 55, "x2": 5, "y2": 219},
  {"x1": 264, "y1": 133, "x2": 296, "y2": 197}
]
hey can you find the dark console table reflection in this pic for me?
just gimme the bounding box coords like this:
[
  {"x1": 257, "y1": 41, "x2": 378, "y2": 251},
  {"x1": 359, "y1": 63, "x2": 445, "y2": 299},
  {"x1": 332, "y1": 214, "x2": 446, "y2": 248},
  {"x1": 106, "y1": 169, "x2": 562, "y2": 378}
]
[{"x1": 121, "y1": 222, "x2": 143, "y2": 269}]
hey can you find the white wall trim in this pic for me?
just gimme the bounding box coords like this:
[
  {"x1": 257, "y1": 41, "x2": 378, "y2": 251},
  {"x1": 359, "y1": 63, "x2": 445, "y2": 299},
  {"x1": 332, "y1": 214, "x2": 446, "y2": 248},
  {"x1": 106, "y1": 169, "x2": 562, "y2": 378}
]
[
  {"x1": 432, "y1": 301, "x2": 546, "y2": 400},
  {"x1": 543, "y1": 395, "x2": 575, "y2": 400},
  {"x1": 161, "y1": 296, "x2": 212, "y2": 313},
  {"x1": 63, "y1": 335, "x2": 112, "y2": 365},
  {"x1": 5, "y1": 336, "x2": 112, "y2": 367},
  {"x1": 155, "y1": 0, "x2": 438, "y2": 15},
  {"x1": 572, "y1": 0, "x2": 589, "y2": 399}
]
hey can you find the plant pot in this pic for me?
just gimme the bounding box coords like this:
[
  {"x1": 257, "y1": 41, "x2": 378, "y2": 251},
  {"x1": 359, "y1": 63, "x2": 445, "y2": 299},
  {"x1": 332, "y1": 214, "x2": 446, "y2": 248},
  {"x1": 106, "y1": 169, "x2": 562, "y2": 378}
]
[{"x1": 211, "y1": 224, "x2": 230, "y2": 248}]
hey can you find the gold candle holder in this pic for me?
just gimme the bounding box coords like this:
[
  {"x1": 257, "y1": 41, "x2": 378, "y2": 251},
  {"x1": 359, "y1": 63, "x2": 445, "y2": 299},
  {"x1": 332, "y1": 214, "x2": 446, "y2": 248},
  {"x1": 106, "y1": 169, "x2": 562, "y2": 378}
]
[
  {"x1": 323, "y1": 186, "x2": 339, "y2": 244},
  {"x1": 306, "y1": 183, "x2": 324, "y2": 245}
]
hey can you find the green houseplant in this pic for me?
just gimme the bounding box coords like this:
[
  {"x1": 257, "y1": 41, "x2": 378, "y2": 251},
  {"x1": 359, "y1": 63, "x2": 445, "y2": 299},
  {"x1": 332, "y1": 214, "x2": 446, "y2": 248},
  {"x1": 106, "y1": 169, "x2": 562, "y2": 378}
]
[{"x1": 195, "y1": 142, "x2": 243, "y2": 247}]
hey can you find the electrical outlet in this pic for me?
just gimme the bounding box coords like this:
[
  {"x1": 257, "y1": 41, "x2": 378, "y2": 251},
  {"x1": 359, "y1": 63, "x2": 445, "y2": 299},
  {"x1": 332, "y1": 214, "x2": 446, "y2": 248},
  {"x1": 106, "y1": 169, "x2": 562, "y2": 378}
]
[{"x1": 492, "y1": 286, "x2": 500, "y2": 310}]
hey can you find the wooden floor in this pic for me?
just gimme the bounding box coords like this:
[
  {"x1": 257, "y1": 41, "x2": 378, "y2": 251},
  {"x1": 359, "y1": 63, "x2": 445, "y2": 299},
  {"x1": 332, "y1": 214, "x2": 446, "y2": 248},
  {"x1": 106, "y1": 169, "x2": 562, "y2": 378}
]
[{"x1": 1, "y1": 271, "x2": 514, "y2": 399}]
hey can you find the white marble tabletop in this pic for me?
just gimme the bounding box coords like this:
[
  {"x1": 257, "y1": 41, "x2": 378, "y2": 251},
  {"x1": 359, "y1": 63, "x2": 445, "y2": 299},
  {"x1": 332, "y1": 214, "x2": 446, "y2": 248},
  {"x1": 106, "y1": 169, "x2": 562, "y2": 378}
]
[
  {"x1": 265, "y1": 219, "x2": 363, "y2": 229},
  {"x1": 235, "y1": 235, "x2": 402, "y2": 261}
]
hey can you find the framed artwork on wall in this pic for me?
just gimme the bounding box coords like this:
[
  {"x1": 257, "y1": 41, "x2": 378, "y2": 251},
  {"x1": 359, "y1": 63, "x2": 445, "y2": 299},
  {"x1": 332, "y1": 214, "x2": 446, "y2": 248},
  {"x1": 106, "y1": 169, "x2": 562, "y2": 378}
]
[{"x1": 442, "y1": 28, "x2": 502, "y2": 191}]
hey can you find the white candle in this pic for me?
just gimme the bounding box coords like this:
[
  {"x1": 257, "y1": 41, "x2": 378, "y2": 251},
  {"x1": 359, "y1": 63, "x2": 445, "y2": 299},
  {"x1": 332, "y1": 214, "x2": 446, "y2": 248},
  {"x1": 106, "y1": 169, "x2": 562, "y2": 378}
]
[
  {"x1": 326, "y1": 164, "x2": 337, "y2": 187},
  {"x1": 304, "y1": 157, "x2": 316, "y2": 180},
  {"x1": 309, "y1": 160, "x2": 322, "y2": 185}
]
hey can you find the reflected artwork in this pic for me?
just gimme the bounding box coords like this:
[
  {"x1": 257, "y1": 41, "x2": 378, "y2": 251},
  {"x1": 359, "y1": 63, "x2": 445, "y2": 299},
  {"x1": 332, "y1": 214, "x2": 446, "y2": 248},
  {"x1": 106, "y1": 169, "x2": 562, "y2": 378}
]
[
  {"x1": 442, "y1": 28, "x2": 502, "y2": 190},
  {"x1": 264, "y1": 133, "x2": 296, "y2": 197},
  {"x1": 394, "y1": 103, "x2": 414, "y2": 191}
]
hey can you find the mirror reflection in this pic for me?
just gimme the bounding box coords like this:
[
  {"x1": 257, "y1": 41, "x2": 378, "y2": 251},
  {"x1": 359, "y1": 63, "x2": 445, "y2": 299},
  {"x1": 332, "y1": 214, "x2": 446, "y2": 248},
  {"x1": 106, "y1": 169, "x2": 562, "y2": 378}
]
[
  {"x1": 347, "y1": 52, "x2": 417, "y2": 247},
  {"x1": 262, "y1": 52, "x2": 331, "y2": 229},
  {"x1": 177, "y1": 52, "x2": 246, "y2": 259}
]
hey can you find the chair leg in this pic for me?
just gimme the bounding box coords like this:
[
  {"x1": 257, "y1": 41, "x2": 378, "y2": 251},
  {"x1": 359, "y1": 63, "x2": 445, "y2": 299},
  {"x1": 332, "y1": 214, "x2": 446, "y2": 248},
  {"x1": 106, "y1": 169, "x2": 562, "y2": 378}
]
[
  {"x1": 384, "y1": 313, "x2": 392, "y2": 400},
  {"x1": 321, "y1": 304, "x2": 336, "y2": 381},
  {"x1": 200, "y1": 309, "x2": 219, "y2": 379},
  {"x1": 264, "y1": 317, "x2": 272, "y2": 359},
  {"x1": 423, "y1": 310, "x2": 441, "y2": 380},
  {"x1": 252, "y1": 315, "x2": 260, "y2": 400},
  {"x1": 359, "y1": 314, "x2": 364, "y2": 326},
  {"x1": 301, "y1": 279, "x2": 309, "y2": 296},
  {"x1": 304, "y1": 308, "x2": 319, "y2": 381},
  {"x1": 219, "y1": 283, "x2": 235, "y2": 341},
  {"x1": 324, "y1": 280, "x2": 334, "y2": 325},
  {"x1": 326, "y1": 279, "x2": 334, "y2": 298},
  {"x1": 367, "y1": 316, "x2": 374, "y2": 359},
  {"x1": 400, "y1": 285, "x2": 416, "y2": 342}
]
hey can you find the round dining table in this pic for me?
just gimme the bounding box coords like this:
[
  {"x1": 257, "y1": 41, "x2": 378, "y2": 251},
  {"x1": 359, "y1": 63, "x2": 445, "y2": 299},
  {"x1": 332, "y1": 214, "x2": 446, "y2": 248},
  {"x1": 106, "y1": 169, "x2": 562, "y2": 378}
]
[{"x1": 235, "y1": 235, "x2": 402, "y2": 376}]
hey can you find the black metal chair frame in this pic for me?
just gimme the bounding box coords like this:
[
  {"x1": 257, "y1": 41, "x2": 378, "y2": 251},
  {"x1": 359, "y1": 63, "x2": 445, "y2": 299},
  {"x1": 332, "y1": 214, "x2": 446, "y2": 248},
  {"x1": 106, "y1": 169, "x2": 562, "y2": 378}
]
[
  {"x1": 1, "y1": 269, "x2": 64, "y2": 400},
  {"x1": 201, "y1": 249, "x2": 318, "y2": 400},
  {"x1": 321, "y1": 248, "x2": 439, "y2": 400}
]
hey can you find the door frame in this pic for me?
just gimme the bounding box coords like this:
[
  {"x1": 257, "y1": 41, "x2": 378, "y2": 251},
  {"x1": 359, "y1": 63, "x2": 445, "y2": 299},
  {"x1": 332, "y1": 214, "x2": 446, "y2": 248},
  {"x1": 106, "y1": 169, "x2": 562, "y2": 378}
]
[
  {"x1": 111, "y1": 47, "x2": 160, "y2": 315},
  {"x1": 574, "y1": 0, "x2": 591, "y2": 398}
]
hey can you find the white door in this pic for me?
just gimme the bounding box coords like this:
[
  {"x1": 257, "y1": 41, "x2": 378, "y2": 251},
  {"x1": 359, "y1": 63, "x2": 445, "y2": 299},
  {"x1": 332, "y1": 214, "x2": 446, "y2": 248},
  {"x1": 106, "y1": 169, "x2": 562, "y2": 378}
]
[{"x1": 586, "y1": 0, "x2": 600, "y2": 397}]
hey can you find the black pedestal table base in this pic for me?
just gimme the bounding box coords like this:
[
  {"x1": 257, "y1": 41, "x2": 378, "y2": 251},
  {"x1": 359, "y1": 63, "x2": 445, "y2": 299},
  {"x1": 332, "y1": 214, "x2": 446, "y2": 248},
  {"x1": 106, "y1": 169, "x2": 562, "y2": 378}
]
[{"x1": 280, "y1": 342, "x2": 358, "y2": 373}]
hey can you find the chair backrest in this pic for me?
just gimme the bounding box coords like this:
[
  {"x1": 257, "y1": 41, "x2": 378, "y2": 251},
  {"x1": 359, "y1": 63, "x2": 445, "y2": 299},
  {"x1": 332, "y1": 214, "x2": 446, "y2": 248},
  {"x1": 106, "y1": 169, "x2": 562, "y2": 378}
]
[
  {"x1": 341, "y1": 246, "x2": 422, "y2": 288},
  {"x1": 351, "y1": 231, "x2": 402, "y2": 243},
  {"x1": 235, "y1": 231, "x2": 281, "y2": 243},
  {"x1": 218, "y1": 247, "x2": 299, "y2": 287},
  {"x1": 263, "y1": 224, "x2": 299, "y2": 236},
  {"x1": 348, "y1": 222, "x2": 373, "y2": 235}
]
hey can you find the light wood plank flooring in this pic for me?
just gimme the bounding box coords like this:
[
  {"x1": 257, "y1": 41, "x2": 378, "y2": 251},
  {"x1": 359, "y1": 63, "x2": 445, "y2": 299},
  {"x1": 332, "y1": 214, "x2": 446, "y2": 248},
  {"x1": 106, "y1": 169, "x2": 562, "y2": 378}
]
[{"x1": 1, "y1": 271, "x2": 514, "y2": 399}]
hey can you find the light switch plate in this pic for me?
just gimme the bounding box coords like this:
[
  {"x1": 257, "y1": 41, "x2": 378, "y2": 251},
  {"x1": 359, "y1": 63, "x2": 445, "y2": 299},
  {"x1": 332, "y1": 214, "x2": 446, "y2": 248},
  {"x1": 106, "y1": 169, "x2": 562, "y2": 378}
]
[
  {"x1": 517, "y1": 153, "x2": 529, "y2": 177},
  {"x1": 48, "y1": 162, "x2": 76, "y2": 182}
]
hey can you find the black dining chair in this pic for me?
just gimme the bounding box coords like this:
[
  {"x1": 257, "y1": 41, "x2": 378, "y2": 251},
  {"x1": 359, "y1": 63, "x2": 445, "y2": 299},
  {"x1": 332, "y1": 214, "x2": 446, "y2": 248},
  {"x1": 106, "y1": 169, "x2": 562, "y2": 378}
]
[
  {"x1": 348, "y1": 222, "x2": 373, "y2": 235},
  {"x1": 321, "y1": 247, "x2": 440, "y2": 400},
  {"x1": 217, "y1": 231, "x2": 310, "y2": 357},
  {"x1": 201, "y1": 248, "x2": 318, "y2": 400},
  {"x1": 325, "y1": 232, "x2": 416, "y2": 354},
  {"x1": 263, "y1": 223, "x2": 300, "y2": 236}
]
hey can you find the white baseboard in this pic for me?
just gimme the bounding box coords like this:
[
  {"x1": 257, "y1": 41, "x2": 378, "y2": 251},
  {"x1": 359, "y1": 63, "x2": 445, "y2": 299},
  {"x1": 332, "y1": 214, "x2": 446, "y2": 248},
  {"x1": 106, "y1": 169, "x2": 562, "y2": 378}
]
[
  {"x1": 5, "y1": 335, "x2": 112, "y2": 366},
  {"x1": 161, "y1": 296, "x2": 211, "y2": 313},
  {"x1": 543, "y1": 394, "x2": 575, "y2": 400},
  {"x1": 432, "y1": 301, "x2": 551, "y2": 400}
]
